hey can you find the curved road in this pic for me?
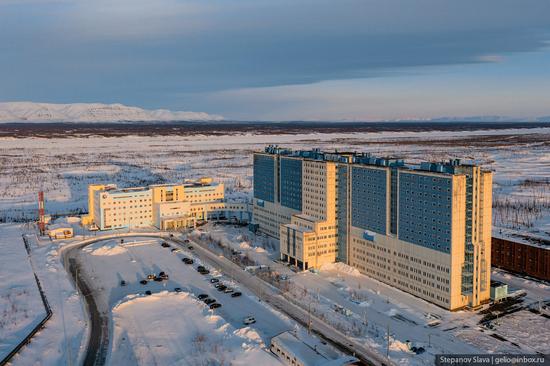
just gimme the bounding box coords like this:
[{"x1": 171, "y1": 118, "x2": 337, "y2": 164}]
[
  {"x1": 63, "y1": 232, "x2": 390, "y2": 366},
  {"x1": 61, "y1": 233, "x2": 167, "y2": 366}
]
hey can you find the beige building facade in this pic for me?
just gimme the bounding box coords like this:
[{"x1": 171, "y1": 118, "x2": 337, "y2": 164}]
[{"x1": 253, "y1": 146, "x2": 493, "y2": 310}]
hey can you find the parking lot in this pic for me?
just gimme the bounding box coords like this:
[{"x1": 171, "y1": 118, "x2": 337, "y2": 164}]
[{"x1": 75, "y1": 237, "x2": 293, "y2": 355}]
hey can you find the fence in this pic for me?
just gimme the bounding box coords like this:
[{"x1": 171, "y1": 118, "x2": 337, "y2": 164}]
[{"x1": 0, "y1": 237, "x2": 53, "y2": 366}]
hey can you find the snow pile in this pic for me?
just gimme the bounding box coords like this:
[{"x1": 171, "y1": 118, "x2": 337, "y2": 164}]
[
  {"x1": 389, "y1": 338, "x2": 412, "y2": 353},
  {"x1": 0, "y1": 102, "x2": 223, "y2": 123},
  {"x1": 320, "y1": 262, "x2": 361, "y2": 276},
  {"x1": 109, "y1": 291, "x2": 278, "y2": 366},
  {"x1": 239, "y1": 241, "x2": 251, "y2": 249},
  {"x1": 84, "y1": 242, "x2": 127, "y2": 256}
]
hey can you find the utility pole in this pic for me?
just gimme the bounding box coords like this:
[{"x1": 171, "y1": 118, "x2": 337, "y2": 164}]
[
  {"x1": 308, "y1": 302, "x2": 312, "y2": 334},
  {"x1": 386, "y1": 323, "x2": 390, "y2": 358}
]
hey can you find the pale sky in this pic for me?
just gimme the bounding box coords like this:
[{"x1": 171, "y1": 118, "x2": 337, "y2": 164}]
[{"x1": 1, "y1": 0, "x2": 550, "y2": 121}]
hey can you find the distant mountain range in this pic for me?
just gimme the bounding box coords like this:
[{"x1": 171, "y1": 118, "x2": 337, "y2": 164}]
[
  {"x1": 413, "y1": 115, "x2": 550, "y2": 123},
  {"x1": 0, "y1": 102, "x2": 548, "y2": 123},
  {"x1": 0, "y1": 102, "x2": 223, "y2": 122}
]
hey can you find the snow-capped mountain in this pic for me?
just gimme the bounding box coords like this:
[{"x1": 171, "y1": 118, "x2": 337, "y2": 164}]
[{"x1": 0, "y1": 102, "x2": 224, "y2": 122}]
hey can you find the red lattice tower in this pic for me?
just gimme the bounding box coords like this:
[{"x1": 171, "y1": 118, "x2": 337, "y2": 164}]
[{"x1": 38, "y1": 191, "x2": 45, "y2": 235}]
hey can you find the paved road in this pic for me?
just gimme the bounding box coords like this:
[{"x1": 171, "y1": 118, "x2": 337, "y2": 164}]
[
  {"x1": 169, "y1": 235, "x2": 393, "y2": 366},
  {"x1": 64, "y1": 249, "x2": 109, "y2": 366}
]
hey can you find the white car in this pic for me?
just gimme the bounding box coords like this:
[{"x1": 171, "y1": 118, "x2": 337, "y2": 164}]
[{"x1": 243, "y1": 316, "x2": 256, "y2": 325}]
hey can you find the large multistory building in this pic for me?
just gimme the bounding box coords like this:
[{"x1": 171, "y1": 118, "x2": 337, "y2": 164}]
[
  {"x1": 82, "y1": 178, "x2": 251, "y2": 230},
  {"x1": 253, "y1": 146, "x2": 493, "y2": 310}
]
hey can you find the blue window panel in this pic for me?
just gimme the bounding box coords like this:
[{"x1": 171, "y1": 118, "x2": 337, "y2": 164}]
[
  {"x1": 337, "y1": 165, "x2": 348, "y2": 262},
  {"x1": 397, "y1": 172, "x2": 452, "y2": 253},
  {"x1": 280, "y1": 157, "x2": 302, "y2": 211},
  {"x1": 253, "y1": 154, "x2": 275, "y2": 202},
  {"x1": 351, "y1": 167, "x2": 387, "y2": 235}
]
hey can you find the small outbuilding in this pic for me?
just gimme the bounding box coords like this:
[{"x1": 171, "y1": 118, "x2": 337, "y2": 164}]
[
  {"x1": 47, "y1": 225, "x2": 74, "y2": 239},
  {"x1": 490, "y1": 280, "x2": 509, "y2": 303},
  {"x1": 270, "y1": 331, "x2": 358, "y2": 366}
]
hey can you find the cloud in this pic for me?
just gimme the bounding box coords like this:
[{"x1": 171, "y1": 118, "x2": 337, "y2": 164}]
[
  {"x1": 1, "y1": 0, "x2": 550, "y2": 118},
  {"x1": 477, "y1": 55, "x2": 505, "y2": 63}
]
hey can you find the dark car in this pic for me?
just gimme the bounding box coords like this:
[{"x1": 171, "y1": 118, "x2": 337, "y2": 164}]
[
  {"x1": 197, "y1": 265, "x2": 205, "y2": 271},
  {"x1": 145, "y1": 290, "x2": 152, "y2": 295},
  {"x1": 120, "y1": 280, "x2": 127, "y2": 286},
  {"x1": 188, "y1": 245, "x2": 194, "y2": 250},
  {"x1": 161, "y1": 242, "x2": 170, "y2": 248},
  {"x1": 199, "y1": 269, "x2": 210, "y2": 275},
  {"x1": 210, "y1": 278, "x2": 220, "y2": 284},
  {"x1": 214, "y1": 283, "x2": 222, "y2": 288},
  {"x1": 217, "y1": 285, "x2": 227, "y2": 292},
  {"x1": 231, "y1": 292, "x2": 242, "y2": 298},
  {"x1": 154, "y1": 277, "x2": 163, "y2": 282},
  {"x1": 140, "y1": 279, "x2": 148, "y2": 285},
  {"x1": 174, "y1": 287, "x2": 182, "y2": 292},
  {"x1": 182, "y1": 258, "x2": 194, "y2": 264},
  {"x1": 184, "y1": 239, "x2": 190, "y2": 243},
  {"x1": 204, "y1": 298, "x2": 216, "y2": 305},
  {"x1": 197, "y1": 294, "x2": 209, "y2": 300},
  {"x1": 209, "y1": 303, "x2": 222, "y2": 309}
]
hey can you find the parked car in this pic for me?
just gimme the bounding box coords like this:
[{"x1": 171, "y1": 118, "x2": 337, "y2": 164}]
[
  {"x1": 154, "y1": 277, "x2": 163, "y2": 282},
  {"x1": 199, "y1": 269, "x2": 210, "y2": 275},
  {"x1": 214, "y1": 283, "x2": 222, "y2": 289},
  {"x1": 243, "y1": 316, "x2": 256, "y2": 325},
  {"x1": 145, "y1": 290, "x2": 152, "y2": 296},
  {"x1": 210, "y1": 278, "x2": 220, "y2": 283},
  {"x1": 182, "y1": 258, "x2": 194, "y2": 264},
  {"x1": 140, "y1": 279, "x2": 148, "y2": 285},
  {"x1": 188, "y1": 245, "x2": 194, "y2": 250},
  {"x1": 209, "y1": 303, "x2": 222, "y2": 309},
  {"x1": 174, "y1": 287, "x2": 182, "y2": 292},
  {"x1": 217, "y1": 285, "x2": 227, "y2": 292},
  {"x1": 197, "y1": 265, "x2": 205, "y2": 271},
  {"x1": 184, "y1": 239, "x2": 190, "y2": 243},
  {"x1": 204, "y1": 298, "x2": 216, "y2": 305},
  {"x1": 147, "y1": 274, "x2": 156, "y2": 280},
  {"x1": 159, "y1": 272, "x2": 169, "y2": 280},
  {"x1": 197, "y1": 294, "x2": 209, "y2": 300},
  {"x1": 120, "y1": 280, "x2": 127, "y2": 286},
  {"x1": 223, "y1": 288, "x2": 234, "y2": 294},
  {"x1": 171, "y1": 248, "x2": 181, "y2": 253},
  {"x1": 231, "y1": 292, "x2": 242, "y2": 298},
  {"x1": 161, "y1": 242, "x2": 170, "y2": 248}
]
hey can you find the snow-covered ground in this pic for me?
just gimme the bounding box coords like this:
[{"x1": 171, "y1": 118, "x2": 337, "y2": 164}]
[
  {"x1": 110, "y1": 291, "x2": 277, "y2": 365},
  {"x1": 196, "y1": 223, "x2": 550, "y2": 365},
  {"x1": 0, "y1": 224, "x2": 87, "y2": 366},
  {"x1": 71, "y1": 236, "x2": 351, "y2": 365},
  {"x1": 1, "y1": 127, "x2": 548, "y2": 240},
  {"x1": 0, "y1": 224, "x2": 46, "y2": 361}
]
